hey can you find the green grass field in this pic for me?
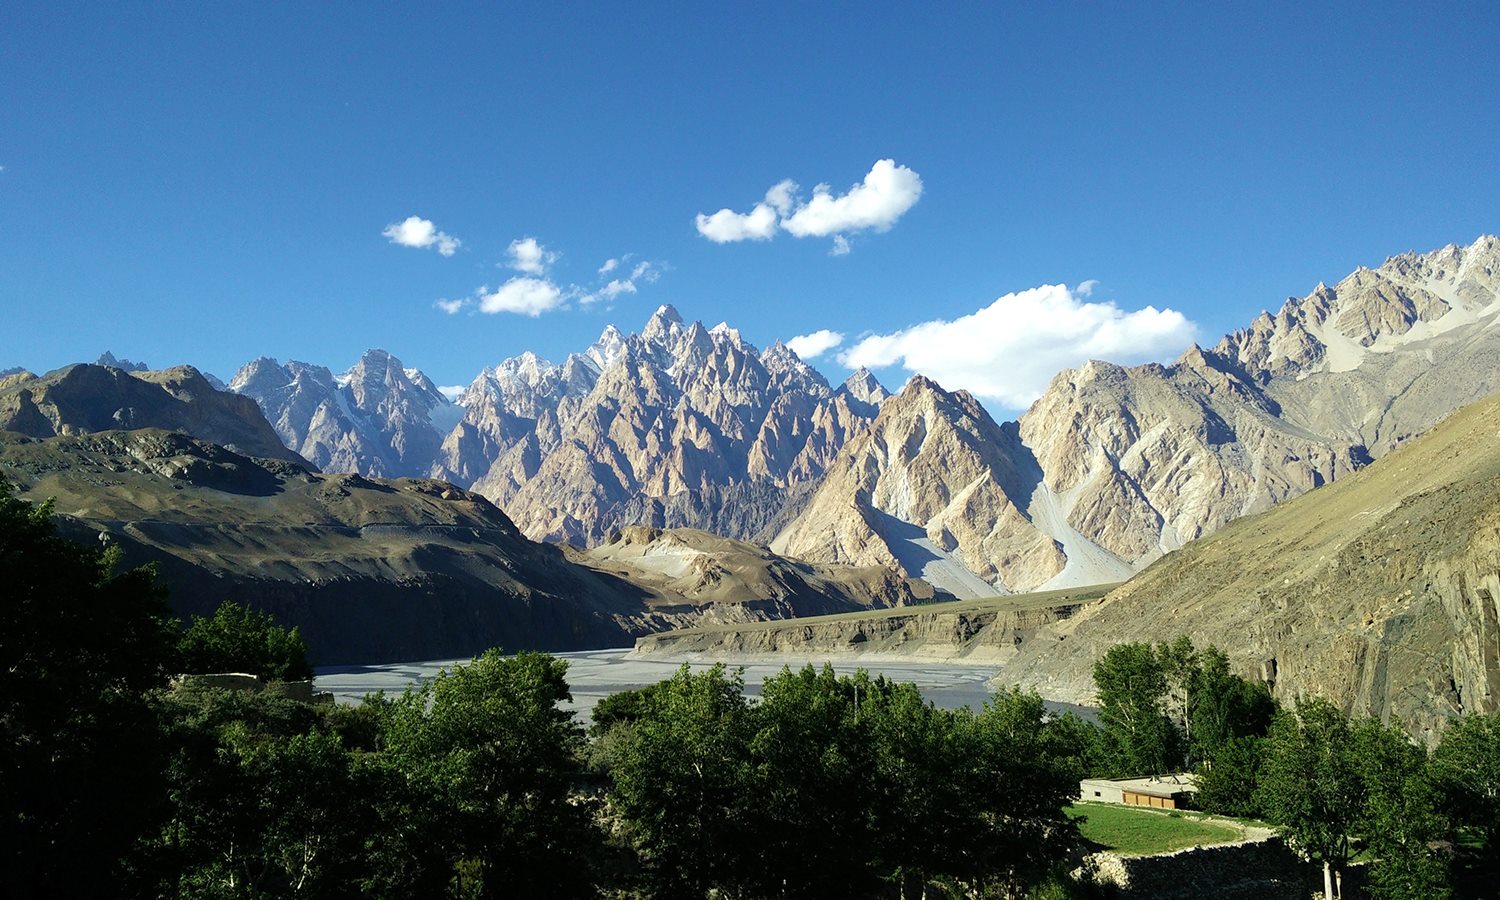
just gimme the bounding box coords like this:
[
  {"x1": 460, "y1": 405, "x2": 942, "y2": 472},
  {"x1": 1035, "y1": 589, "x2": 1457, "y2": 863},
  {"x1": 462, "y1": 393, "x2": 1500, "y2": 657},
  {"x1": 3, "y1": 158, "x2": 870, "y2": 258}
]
[{"x1": 1066, "y1": 802, "x2": 1244, "y2": 856}]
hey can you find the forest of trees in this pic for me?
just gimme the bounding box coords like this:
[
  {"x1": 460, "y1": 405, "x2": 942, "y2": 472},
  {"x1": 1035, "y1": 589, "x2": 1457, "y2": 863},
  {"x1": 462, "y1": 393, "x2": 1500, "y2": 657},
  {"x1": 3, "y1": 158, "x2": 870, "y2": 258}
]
[{"x1": 3, "y1": 475, "x2": 1498, "y2": 898}]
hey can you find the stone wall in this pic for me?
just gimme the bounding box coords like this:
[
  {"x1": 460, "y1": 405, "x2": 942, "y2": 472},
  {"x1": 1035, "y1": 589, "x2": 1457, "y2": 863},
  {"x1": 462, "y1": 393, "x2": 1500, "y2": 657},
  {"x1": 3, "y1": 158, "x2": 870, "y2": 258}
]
[{"x1": 1087, "y1": 835, "x2": 1315, "y2": 899}]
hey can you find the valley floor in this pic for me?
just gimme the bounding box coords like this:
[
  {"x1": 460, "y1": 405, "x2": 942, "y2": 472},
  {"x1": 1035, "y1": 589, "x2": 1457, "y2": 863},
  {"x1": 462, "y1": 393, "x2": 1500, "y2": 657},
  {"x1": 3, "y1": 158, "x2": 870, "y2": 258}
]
[{"x1": 315, "y1": 647, "x2": 1097, "y2": 724}]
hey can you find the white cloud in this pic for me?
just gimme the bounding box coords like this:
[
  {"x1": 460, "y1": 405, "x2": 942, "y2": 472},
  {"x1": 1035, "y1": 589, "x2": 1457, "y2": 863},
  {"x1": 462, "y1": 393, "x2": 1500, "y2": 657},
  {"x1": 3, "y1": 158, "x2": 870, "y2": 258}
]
[
  {"x1": 695, "y1": 202, "x2": 779, "y2": 243},
  {"x1": 434, "y1": 297, "x2": 468, "y2": 315},
  {"x1": 780, "y1": 159, "x2": 923, "y2": 238},
  {"x1": 695, "y1": 160, "x2": 922, "y2": 252},
  {"x1": 838, "y1": 284, "x2": 1196, "y2": 409},
  {"x1": 383, "y1": 215, "x2": 461, "y2": 256},
  {"x1": 506, "y1": 237, "x2": 557, "y2": 274},
  {"x1": 1077, "y1": 279, "x2": 1100, "y2": 297},
  {"x1": 631, "y1": 260, "x2": 658, "y2": 281},
  {"x1": 598, "y1": 257, "x2": 619, "y2": 275},
  {"x1": 437, "y1": 385, "x2": 466, "y2": 401},
  {"x1": 600, "y1": 279, "x2": 637, "y2": 300},
  {"x1": 764, "y1": 178, "x2": 798, "y2": 216},
  {"x1": 479, "y1": 277, "x2": 565, "y2": 316},
  {"x1": 786, "y1": 329, "x2": 845, "y2": 359}
]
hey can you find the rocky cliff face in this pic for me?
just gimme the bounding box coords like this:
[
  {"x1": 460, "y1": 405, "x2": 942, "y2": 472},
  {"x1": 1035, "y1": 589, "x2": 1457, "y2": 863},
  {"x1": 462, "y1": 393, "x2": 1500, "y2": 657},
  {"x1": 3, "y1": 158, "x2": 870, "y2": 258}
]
[
  {"x1": 446, "y1": 305, "x2": 887, "y2": 544},
  {"x1": 998, "y1": 386, "x2": 1500, "y2": 744},
  {"x1": 0, "y1": 363, "x2": 306, "y2": 465},
  {"x1": 230, "y1": 349, "x2": 459, "y2": 478}
]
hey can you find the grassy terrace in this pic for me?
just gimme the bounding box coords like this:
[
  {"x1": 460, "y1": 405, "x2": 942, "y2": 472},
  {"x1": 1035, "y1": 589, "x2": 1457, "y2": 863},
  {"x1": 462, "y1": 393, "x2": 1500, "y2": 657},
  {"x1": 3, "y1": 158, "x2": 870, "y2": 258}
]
[
  {"x1": 1066, "y1": 802, "x2": 1252, "y2": 856},
  {"x1": 652, "y1": 583, "x2": 1120, "y2": 637}
]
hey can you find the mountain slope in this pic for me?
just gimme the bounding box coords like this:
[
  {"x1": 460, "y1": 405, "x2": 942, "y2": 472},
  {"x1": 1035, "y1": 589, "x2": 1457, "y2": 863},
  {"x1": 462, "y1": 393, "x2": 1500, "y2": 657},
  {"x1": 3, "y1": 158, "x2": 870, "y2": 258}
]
[
  {"x1": 1000, "y1": 387, "x2": 1500, "y2": 742},
  {"x1": 0, "y1": 428, "x2": 920, "y2": 663},
  {"x1": 773, "y1": 376, "x2": 1064, "y2": 595},
  {"x1": 1017, "y1": 235, "x2": 1500, "y2": 573}
]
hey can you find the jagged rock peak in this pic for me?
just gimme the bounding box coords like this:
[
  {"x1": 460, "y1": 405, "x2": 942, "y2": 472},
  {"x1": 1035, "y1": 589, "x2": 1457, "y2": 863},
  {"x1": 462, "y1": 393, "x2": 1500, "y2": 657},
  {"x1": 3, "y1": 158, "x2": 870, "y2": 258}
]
[
  {"x1": 96, "y1": 351, "x2": 149, "y2": 372},
  {"x1": 586, "y1": 324, "x2": 627, "y2": 372},
  {"x1": 839, "y1": 367, "x2": 890, "y2": 406},
  {"x1": 642, "y1": 303, "x2": 686, "y2": 346}
]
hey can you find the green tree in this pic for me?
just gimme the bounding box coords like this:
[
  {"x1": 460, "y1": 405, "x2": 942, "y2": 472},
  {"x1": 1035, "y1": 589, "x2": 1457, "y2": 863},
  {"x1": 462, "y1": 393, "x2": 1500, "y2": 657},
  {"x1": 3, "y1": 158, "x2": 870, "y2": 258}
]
[
  {"x1": 963, "y1": 687, "x2": 1087, "y2": 894},
  {"x1": 1187, "y1": 647, "x2": 1277, "y2": 818},
  {"x1": 177, "y1": 599, "x2": 312, "y2": 680},
  {"x1": 1356, "y1": 718, "x2": 1451, "y2": 900},
  {"x1": 146, "y1": 693, "x2": 372, "y2": 899},
  {"x1": 1093, "y1": 641, "x2": 1181, "y2": 776},
  {"x1": 608, "y1": 663, "x2": 755, "y2": 898},
  {"x1": 378, "y1": 649, "x2": 600, "y2": 898},
  {"x1": 1188, "y1": 646, "x2": 1276, "y2": 765},
  {"x1": 743, "y1": 664, "x2": 879, "y2": 898},
  {"x1": 1430, "y1": 711, "x2": 1500, "y2": 866},
  {"x1": 0, "y1": 477, "x2": 178, "y2": 898},
  {"x1": 1194, "y1": 734, "x2": 1266, "y2": 818},
  {"x1": 1257, "y1": 698, "x2": 1366, "y2": 900}
]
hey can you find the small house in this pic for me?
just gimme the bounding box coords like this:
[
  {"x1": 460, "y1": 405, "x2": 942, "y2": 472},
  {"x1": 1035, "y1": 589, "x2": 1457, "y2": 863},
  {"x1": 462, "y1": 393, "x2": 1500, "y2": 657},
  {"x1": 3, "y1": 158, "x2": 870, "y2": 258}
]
[{"x1": 1078, "y1": 774, "x2": 1197, "y2": 809}]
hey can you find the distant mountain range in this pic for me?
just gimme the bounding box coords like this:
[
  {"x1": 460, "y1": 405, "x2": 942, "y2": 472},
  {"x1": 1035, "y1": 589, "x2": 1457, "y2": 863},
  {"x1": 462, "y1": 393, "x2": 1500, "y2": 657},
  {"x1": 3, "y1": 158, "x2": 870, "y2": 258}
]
[
  {"x1": 229, "y1": 306, "x2": 887, "y2": 546},
  {"x1": 5, "y1": 235, "x2": 1498, "y2": 605}
]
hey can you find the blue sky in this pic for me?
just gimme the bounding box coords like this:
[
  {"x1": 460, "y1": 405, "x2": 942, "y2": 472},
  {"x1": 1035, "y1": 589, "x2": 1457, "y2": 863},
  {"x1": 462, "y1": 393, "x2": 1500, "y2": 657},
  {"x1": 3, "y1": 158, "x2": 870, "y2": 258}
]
[{"x1": 3, "y1": 3, "x2": 1497, "y2": 414}]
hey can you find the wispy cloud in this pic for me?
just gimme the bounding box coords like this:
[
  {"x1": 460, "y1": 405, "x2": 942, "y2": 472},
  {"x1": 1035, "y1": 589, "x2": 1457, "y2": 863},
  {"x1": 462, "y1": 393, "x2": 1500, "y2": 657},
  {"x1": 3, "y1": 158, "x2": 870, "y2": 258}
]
[
  {"x1": 786, "y1": 329, "x2": 845, "y2": 359},
  {"x1": 695, "y1": 160, "x2": 923, "y2": 253},
  {"x1": 432, "y1": 241, "x2": 664, "y2": 318},
  {"x1": 383, "y1": 215, "x2": 461, "y2": 256},
  {"x1": 839, "y1": 284, "x2": 1195, "y2": 409}
]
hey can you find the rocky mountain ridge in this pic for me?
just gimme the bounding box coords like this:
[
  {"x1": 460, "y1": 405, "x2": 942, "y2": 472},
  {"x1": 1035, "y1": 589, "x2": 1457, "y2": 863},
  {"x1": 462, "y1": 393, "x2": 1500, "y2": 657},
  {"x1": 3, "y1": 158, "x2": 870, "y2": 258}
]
[
  {"x1": 232, "y1": 305, "x2": 890, "y2": 546},
  {"x1": 229, "y1": 349, "x2": 461, "y2": 478},
  {"x1": 772, "y1": 235, "x2": 1500, "y2": 592}
]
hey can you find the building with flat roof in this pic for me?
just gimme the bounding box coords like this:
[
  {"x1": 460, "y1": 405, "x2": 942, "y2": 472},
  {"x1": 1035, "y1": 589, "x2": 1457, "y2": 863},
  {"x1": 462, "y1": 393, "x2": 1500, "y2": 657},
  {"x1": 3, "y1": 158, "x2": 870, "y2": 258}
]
[{"x1": 1078, "y1": 774, "x2": 1197, "y2": 809}]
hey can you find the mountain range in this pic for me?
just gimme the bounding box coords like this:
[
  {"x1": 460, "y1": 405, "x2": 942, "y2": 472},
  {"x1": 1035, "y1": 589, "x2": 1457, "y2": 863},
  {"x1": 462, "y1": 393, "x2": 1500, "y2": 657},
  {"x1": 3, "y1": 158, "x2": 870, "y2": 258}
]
[
  {"x1": 223, "y1": 234, "x2": 1500, "y2": 596},
  {"x1": 230, "y1": 307, "x2": 886, "y2": 546},
  {"x1": 3, "y1": 234, "x2": 1498, "y2": 680}
]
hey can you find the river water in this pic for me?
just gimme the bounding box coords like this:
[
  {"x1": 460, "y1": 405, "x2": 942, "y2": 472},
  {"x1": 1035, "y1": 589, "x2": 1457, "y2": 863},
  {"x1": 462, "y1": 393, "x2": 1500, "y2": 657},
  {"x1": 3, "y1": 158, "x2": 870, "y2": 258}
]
[{"x1": 315, "y1": 649, "x2": 1094, "y2": 724}]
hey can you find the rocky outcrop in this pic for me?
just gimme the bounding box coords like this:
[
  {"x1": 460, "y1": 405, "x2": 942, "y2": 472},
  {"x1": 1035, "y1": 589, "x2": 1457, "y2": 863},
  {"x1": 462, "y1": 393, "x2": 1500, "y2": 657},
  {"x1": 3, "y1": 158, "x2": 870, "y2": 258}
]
[
  {"x1": 997, "y1": 386, "x2": 1500, "y2": 744},
  {"x1": 574, "y1": 525, "x2": 936, "y2": 625},
  {"x1": 633, "y1": 586, "x2": 1110, "y2": 662},
  {"x1": 0, "y1": 363, "x2": 306, "y2": 465}
]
